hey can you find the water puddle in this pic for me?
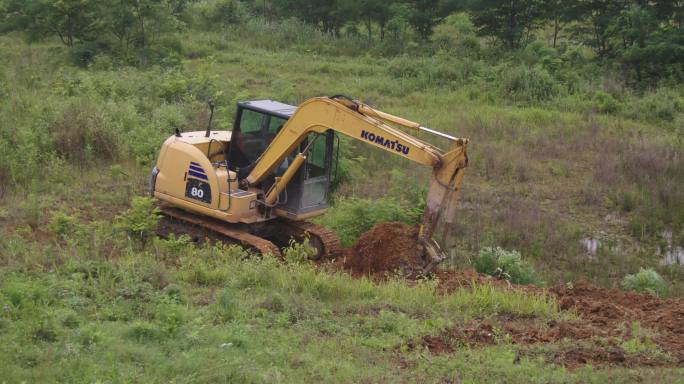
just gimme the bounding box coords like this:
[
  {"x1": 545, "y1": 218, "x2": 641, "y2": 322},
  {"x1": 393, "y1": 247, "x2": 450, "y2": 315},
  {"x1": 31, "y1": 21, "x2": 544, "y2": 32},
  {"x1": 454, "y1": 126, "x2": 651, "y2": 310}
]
[
  {"x1": 580, "y1": 237, "x2": 600, "y2": 261},
  {"x1": 659, "y1": 230, "x2": 684, "y2": 266},
  {"x1": 661, "y1": 247, "x2": 684, "y2": 266}
]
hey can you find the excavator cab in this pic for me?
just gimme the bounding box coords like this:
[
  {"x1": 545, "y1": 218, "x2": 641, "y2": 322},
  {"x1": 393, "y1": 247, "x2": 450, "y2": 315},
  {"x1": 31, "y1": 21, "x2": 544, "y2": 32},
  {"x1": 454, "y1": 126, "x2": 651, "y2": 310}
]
[{"x1": 228, "y1": 100, "x2": 335, "y2": 218}]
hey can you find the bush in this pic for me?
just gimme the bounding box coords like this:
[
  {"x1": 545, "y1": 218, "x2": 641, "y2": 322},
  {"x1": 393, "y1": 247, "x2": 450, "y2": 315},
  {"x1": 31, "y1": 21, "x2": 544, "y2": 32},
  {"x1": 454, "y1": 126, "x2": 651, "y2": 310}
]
[
  {"x1": 50, "y1": 106, "x2": 119, "y2": 164},
  {"x1": 500, "y1": 65, "x2": 560, "y2": 103},
  {"x1": 314, "y1": 197, "x2": 423, "y2": 247},
  {"x1": 472, "y1": 247, "x2": 541, "y2": 285},
  {"x1": 593, "y1": 90, "x2": 621, "y2": 113},
  {"x1": 116, "y1": 197, "x2": 161, "y2": 247},
  {"x1": 47, "y1": 212, "x2": 81, "y2": 238},
  {"x1": 621, "y1": 268, "x2": 668, "y2": 296},
  {"x1": 625, "y1": 88, "x2": 683, "y2": 122},
  {"x1": 283, "y1": 237, "x2": 317, "y2": 264}
]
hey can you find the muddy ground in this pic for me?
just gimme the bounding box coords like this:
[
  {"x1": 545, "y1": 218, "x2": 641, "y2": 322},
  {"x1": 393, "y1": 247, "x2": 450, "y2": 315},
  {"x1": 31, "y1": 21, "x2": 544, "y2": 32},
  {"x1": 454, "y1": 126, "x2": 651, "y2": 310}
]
[{"x1": 331, "y1": 222, "x2": 684, "y2": 369}]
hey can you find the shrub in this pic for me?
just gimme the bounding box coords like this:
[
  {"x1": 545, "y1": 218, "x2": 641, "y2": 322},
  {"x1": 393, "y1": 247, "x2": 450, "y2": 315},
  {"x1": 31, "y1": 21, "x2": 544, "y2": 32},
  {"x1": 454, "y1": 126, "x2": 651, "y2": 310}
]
[
  {"x1": 593, "y1": 90, "x2": 621, "y2": 113},
  {"x1": 621, "y1": 268, "x2": 668, "y2": 296},
  {"x1": 50, "y1": 106, "x2": 119, "y2": 164},
  {"x1": 500, "y1": 65, "x2": 559, "y2": 103},
  {"x1": 314, "y1": 197, "x2": 423, "y2": 247},
  {"x1": 48, "y1": 212, "x2": 80, "y2": 238},
  {"x1": 283, "y1": 237, "x2": 317, "y2": 264},
  {"x1": 126, "y1": 321, "x2": 163, "y2": 342},
  {"x1": 472, "y1": 247, "x2": 541, "y2": 285},
  {"x1": 625, "y1": 88, "x2": 683, "y2": 122},
  {"x1": 116, "y1": 197, "x2": 161, "y2": 247}
]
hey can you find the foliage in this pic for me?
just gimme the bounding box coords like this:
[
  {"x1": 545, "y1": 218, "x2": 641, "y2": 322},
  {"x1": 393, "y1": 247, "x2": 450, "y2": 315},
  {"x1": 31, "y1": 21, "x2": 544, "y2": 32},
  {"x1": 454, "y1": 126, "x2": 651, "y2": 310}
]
[
  {"x1": 468, "y1": 0, "x2": 545, "y2": 49},
  {"x1": 621, "y1": 268, "x2": 668, "y2": 296},
  {"x1": 47, "y1": 211, "x2": 81, "y2": 238},
  {"x1": 500, "y1": 64, "x2": 559, "y2": 103},
  {"x1": 115, "y1": 196, "x2": 161, "y2": 247},
  {"x1": 472, "y1": 247, "x2": 541, "y2": 286},
  {"x1": 313, "y1": 197, "x2": 422, "y2": 247},
  {"x1": 283, "y1": 237, "x2": 318, "y2": 264}
]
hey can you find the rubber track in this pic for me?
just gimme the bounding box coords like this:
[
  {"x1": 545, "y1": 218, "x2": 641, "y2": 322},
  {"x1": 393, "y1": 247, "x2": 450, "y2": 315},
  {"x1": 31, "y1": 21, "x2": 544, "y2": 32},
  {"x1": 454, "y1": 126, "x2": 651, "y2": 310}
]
[
  {"x1": 159, "y1": 207, "x2": 283, "y2": 258},
  {"x1": 274, "y1": 219, "x2": 342, "y2": 260}
]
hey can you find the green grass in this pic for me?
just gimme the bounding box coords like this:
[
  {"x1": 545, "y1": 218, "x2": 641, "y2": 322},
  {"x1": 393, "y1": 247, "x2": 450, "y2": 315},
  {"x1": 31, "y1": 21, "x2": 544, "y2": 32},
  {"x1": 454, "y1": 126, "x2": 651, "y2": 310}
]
[{"x1": 1, "y1": 25, "x2": 684, "y2": 382}]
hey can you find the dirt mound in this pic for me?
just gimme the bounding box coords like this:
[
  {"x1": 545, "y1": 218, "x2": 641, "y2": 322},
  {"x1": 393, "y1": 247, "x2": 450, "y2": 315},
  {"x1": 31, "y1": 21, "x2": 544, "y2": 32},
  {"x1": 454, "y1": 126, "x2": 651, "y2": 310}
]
[{"x1": 335, "y1": 222, "x2": 426, "y2": 278}]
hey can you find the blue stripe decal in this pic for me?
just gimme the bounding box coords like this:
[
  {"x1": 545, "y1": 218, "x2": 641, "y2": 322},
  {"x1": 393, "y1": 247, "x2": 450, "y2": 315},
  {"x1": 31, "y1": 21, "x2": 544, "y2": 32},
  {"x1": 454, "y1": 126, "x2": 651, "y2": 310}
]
[
  {"x1": 188, "y1": 170, "x2": 208, "y2": 180},
  {"x1": 189, "y1": 165, "x2": 205, "y2": 173},
  {"x1": 190, "y1": 161, "x2": 200, "y2": 166}
]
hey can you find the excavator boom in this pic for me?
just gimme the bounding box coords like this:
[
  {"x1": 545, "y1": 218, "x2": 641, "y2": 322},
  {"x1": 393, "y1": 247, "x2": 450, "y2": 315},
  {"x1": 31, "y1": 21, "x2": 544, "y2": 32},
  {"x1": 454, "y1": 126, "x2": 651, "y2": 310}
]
[{"x1": 246, "y1": 96, "x2": 468, "y2": 265}]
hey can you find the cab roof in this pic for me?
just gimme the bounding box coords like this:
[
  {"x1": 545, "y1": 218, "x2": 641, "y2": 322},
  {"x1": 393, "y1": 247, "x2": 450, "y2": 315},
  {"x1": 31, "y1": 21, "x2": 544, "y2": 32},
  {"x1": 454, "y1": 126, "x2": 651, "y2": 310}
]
[{"x1": 238, "y1": 100, "x2": 296, "y2": 119}]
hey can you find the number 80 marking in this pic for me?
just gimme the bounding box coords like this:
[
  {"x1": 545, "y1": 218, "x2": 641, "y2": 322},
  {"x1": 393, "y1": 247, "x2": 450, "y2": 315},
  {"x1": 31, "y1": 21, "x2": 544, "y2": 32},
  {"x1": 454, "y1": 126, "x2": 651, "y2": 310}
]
[{"x1": 190, "y1": 187, "x2": 204, "y2": 199}]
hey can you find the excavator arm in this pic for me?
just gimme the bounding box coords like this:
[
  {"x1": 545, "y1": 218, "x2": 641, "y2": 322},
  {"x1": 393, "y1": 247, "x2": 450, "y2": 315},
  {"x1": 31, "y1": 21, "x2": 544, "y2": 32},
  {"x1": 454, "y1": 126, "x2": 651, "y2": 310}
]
[{"x1": 246, "y1": 96, "x2": 469, "y2": 268}]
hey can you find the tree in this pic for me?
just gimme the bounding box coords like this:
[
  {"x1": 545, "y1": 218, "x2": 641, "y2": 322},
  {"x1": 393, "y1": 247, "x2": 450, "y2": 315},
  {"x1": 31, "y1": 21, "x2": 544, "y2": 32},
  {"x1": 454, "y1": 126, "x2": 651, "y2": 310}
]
[
  {"x1": 468, "y1": 0, "x2": 546, "y2": 49},
  {"x1": 273, "y1": 0, "x2": 349, "y2": 35},
  {"x1": 103, "y1": 0, "x2": 180, "y2": 50},
  {"x1": 405, "y1": 0, "x2": 446, "y2": 40},
  {"x1": 354, "y1": 0, "x2": 396, "y2": 42},
  {"x1": 4, "y1": 0, "x2": 103, "y2": 47},
  {"x1": 544, "y1": 0, "x2": 579, "y2": 48},
  {"x1": 609, "y1": 3, "x2": 684, "y2": 83},
  {"x1": 571, "y1": 0, "x2": 629, "y2": 56}
]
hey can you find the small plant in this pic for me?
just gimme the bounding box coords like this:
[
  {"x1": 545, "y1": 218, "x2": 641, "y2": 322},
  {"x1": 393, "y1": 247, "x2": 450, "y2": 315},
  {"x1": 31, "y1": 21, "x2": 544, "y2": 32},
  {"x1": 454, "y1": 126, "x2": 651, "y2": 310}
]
[
  {"x1": 48, "y1": 212, "x2": 81, "y2": 239},
  {"x1": 214, "y1": 288, "x2": 238, "y2": 322},
  {"x1": 283, "y1": 236, "x2": 317, "y2": 264},
  {"x1": 593, "y1": 90, "x2": 621, "y2": 113},
  {"x1": 116, "y1": 196, "x2": 161, "y2": 248},
  {"x1": 472, "y1": 247, "x2": 541, "y2": 285},
  {"x1": 621, "y1": 268, "x2": 668, "y2": 296},
  {"x1": 621, "y1": 322, "x2": 665, "y2": 358},
  {"x1": 314, "y1": 197, "x2": 423, "y2": 246}
]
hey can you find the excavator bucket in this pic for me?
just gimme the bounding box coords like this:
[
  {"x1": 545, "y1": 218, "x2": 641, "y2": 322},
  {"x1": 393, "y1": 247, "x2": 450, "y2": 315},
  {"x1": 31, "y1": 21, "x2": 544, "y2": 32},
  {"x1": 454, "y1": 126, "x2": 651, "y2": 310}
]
[{"x1": 419, "y1": 138, "x2": 468, "y2": 273}]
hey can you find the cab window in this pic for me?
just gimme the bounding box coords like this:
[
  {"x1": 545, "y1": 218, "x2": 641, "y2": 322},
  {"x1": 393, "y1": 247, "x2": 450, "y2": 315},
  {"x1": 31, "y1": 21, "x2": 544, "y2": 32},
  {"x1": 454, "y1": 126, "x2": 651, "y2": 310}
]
[
  {"x1": 240, "y1": 109, "x2": 264, "y2": 133},
  {"x1": 268, "y1": 116, "x2": 287, "y2": 135},
  {"x1": 306, "y1": 133, "x2": 327, "y2": 178}
]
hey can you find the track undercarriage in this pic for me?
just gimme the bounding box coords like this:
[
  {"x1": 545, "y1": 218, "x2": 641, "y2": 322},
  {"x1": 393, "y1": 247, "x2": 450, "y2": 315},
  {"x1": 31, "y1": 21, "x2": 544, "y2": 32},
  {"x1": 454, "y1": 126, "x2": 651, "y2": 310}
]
[{"x1": 157, "y1": 205, "x2": 341, "y2": 260}]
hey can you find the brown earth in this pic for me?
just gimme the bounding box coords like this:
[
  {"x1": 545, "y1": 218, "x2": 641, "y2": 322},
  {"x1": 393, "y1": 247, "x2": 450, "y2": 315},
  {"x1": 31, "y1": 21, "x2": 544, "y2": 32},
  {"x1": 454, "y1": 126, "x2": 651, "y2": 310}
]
[
  {"x1": 417, "y1": 280, "x2": 684, "y2": 368},
  {"x1": 330, "y1": 222, "x2": 684, "y2": 369},
  {"x1": 333, "y1": 222, "x2": 427, "y2": 278}
]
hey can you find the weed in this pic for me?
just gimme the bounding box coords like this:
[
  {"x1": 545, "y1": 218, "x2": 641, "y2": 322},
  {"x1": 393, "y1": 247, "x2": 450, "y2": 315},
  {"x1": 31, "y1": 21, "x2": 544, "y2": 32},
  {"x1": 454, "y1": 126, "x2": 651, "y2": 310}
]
[
  {"x1": 116, "y1": 196, "x2": 161, "y2": 248},
  {"x1": 214, "y1": 288, "x2": 238, "y2": 322},
  {"x1": 621, "y1": 268, "x2": 668, "y2": 296},
  {"x1": 47, "y1": 212, "x2": 81, "y2": 239},
  {"x1": 283, "y1": 237, "x2": 318, "y2": 264},
  {"x1": 314, "y1": 197, "x2": 422, "y2": 246},
  {"x1": 472, "y1": 247, "x2": 542, "y2": 286}
]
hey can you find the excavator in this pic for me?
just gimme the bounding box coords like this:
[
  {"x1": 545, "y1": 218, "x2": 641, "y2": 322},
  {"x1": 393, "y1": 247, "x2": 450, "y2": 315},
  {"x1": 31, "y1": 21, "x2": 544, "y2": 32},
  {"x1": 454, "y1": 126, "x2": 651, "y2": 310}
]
[{"x1": 150, "y1": 95, "x2": 468, "y2": 272}]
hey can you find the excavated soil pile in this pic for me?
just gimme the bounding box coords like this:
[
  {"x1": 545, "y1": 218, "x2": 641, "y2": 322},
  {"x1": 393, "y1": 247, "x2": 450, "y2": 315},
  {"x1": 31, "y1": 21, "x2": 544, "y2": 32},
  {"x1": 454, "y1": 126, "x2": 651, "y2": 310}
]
[{"x1": 336, "y1": 222, "x2": 426, "y2": 278}]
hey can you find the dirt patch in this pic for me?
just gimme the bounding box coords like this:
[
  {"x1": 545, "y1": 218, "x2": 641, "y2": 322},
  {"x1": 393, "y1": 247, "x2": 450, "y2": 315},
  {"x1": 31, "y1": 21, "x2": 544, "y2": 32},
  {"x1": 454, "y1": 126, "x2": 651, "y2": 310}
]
[
  {"x1": 433, "y1": 267, "x2": 529, "y2": 292},
  {"x1": 330, "y1": 223, "x2": 684, "y2": 368},
  {"x1": 418, "y1": 318, "x2": 679, "y2": 368},
  {"x1": 549, "y1": 281, "x2": 684, "y2": 364},
  {"x1": 416, "y1": 280, "x2": 684, "y2": 368},
  {"x1": 334, "y1": 222, "x2": 427, "y2": 278}
]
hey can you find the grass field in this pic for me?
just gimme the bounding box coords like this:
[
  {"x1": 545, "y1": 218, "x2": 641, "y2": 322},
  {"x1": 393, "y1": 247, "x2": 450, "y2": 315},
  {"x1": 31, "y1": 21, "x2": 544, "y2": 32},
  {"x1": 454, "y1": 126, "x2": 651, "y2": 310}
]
[{"x1": 1, "y1": 24, "x2": 684, "y2": 382}]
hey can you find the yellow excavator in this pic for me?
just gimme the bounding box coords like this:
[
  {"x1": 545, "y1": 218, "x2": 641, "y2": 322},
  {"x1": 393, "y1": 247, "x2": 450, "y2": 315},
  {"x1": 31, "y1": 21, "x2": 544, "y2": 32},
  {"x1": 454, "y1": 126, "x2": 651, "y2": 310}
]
[{"x1": 150, "y1": 95, "x2": 468, "y2": 271}]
